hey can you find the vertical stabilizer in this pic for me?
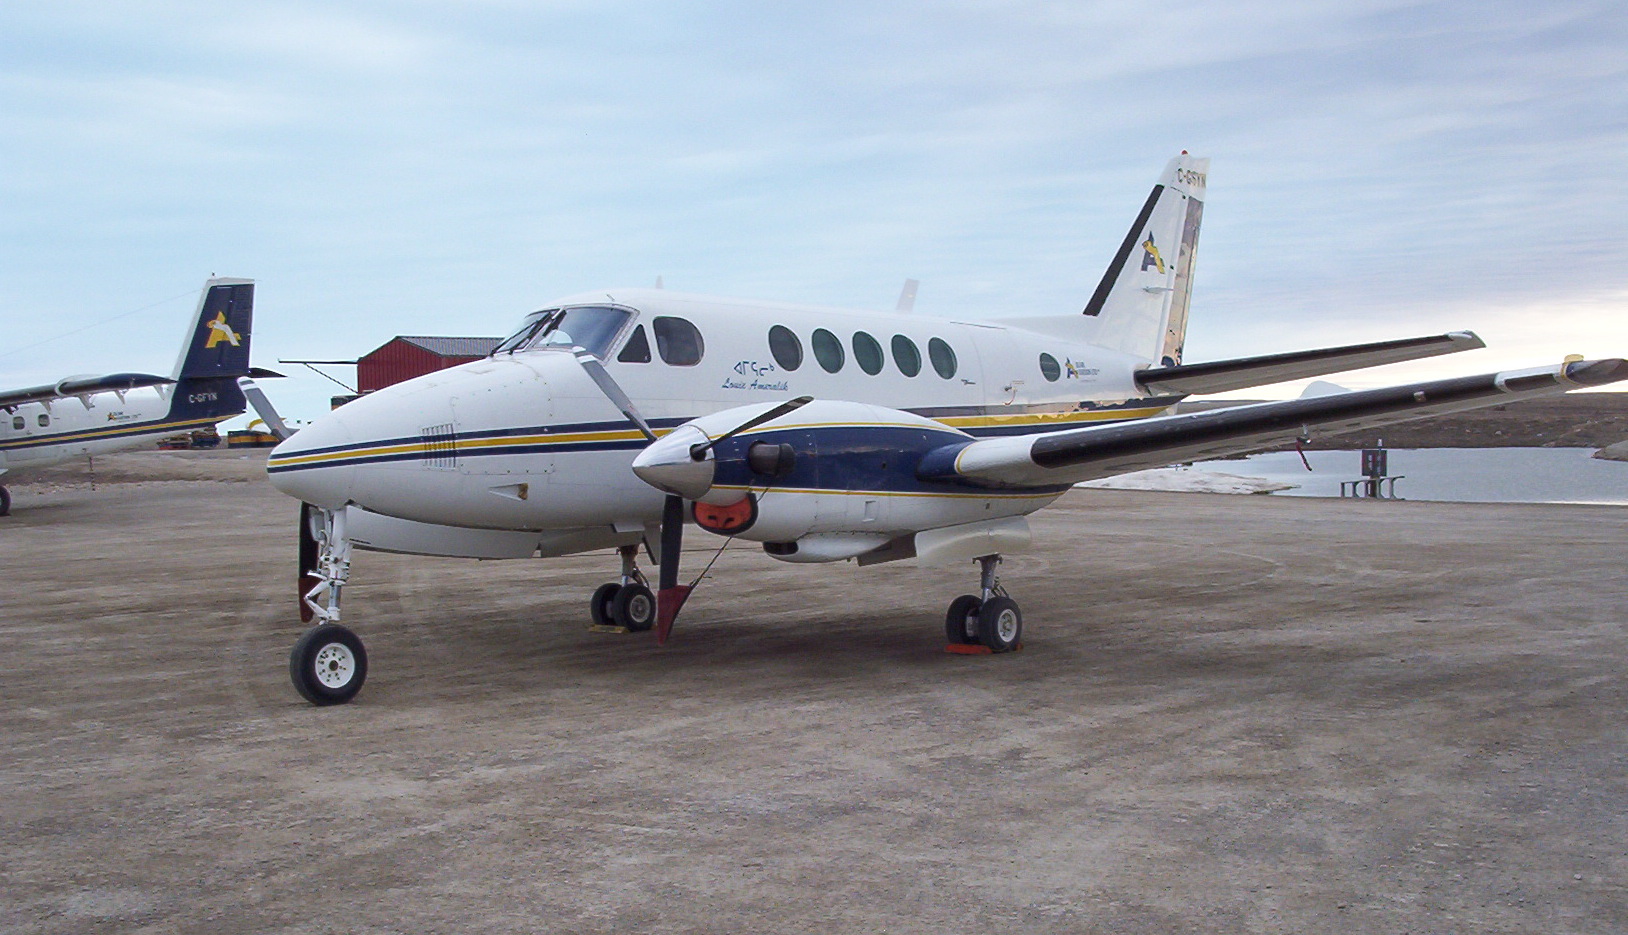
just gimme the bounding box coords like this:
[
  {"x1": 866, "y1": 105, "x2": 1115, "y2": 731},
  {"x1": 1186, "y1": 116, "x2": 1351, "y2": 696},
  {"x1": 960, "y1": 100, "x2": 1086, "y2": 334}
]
[
  {"x1": 162, "y1": 277, "x2": 254, "y2": 426},
  {"x1": 896, "y1": 278, "x2": 919, "y2": 313},
  {"x1": 171, "y1": 278, "x2": 255, "y2": 380},
  {"x1": 1083, "y1": 155, "x2": 1207, "y2": 366}
]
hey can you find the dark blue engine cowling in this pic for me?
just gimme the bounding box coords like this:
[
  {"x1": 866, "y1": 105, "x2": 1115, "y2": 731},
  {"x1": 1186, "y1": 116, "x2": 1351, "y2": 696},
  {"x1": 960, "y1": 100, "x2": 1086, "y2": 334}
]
[{"x1": 707, "y1": 421, "x2": 972, "y2": 497}]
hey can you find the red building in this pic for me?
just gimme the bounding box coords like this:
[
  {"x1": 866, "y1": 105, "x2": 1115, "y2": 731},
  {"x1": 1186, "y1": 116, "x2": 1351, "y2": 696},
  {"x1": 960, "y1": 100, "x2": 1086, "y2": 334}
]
[{"x1": 356, "y1": 336, "x2": 501, "y2": 393}]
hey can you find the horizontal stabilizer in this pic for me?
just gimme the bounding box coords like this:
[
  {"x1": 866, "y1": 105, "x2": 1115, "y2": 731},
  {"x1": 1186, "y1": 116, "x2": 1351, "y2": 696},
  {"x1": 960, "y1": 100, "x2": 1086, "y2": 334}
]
[
  {"x1": 238, "y1": 377, "x2": 293, "y2": 441},
  {"x1": 921, "y1": 358, "x2": 1628, "y2": 489},
  {"x1": 1136, "y1": 331, "x2": 1485, "y2": 396},
  {"x1": 0, "y1": 372, "x2": 175, "y2": 411}
]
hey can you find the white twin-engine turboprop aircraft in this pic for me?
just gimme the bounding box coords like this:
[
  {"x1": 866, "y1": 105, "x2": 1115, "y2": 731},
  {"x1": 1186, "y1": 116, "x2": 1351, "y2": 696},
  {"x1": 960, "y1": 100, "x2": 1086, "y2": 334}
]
[
  {"x1": 263, "y1": 154, "x2": 1628, "y2": 706},
  {"x1": 0, "y1": 278, "x2": 261, "y2": 516}
]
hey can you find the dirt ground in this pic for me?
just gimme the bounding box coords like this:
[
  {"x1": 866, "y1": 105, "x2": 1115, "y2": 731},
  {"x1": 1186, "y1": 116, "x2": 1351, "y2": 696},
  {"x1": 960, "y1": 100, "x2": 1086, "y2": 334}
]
[{"x1": 2, "y1": 451, "x2": 1625, "y2": 934}]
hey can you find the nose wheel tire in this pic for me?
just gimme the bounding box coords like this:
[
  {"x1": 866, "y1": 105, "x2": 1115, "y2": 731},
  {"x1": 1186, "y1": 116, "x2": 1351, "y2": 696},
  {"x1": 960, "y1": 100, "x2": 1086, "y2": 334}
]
[
  {"x1": 945, "y1": 594, "x2": 982, "y2": 645},
  {"x1": 612, "y1": 583, "x2": 657, "y2": 632},
  {"x1": 290, "y1": 624, "x2": 368, "y2": 705},
  {"x1": 976, "y1": 596, "x2": 1022, "y2": 652},
  {"x1": 590, "y1": 582, "x2": 621, "y2": 627}
]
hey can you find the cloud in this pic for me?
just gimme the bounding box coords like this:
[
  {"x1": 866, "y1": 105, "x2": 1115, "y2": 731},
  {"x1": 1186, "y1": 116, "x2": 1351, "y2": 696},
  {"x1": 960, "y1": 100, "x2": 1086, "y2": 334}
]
[{"x1": 1, "y1": 1, "x2": 1624, "y2": 421}]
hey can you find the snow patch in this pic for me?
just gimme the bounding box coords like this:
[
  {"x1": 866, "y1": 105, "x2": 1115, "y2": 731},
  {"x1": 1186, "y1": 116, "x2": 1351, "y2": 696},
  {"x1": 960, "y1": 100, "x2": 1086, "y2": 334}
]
[
  {"x1": 1593, "y1": 440, "x2": 1628, "y2": 462},
  {"x1": 1079, "y1": 467, "x2": 1297, "y2": 495}
]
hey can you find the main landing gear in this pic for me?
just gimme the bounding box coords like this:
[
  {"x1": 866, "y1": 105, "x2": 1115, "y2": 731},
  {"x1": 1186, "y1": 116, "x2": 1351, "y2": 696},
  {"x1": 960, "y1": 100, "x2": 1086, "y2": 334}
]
[
  {"x1": 0, "y1": 484, "x2": 10, "y2": 517},
  {"x1": 944, "y1": 554, "x2": 1022, "y2": 653},
  {"x1": 589, "y1": 544, "x2": 657, "y2": 632},
  {"x1": 289, "y1": 507, "x2": 369, "y2": 705}
]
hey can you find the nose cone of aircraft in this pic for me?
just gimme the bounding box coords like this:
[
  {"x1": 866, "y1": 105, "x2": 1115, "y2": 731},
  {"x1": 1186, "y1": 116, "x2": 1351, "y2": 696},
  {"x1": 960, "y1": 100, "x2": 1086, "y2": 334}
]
[
  {"x1": 630, "y1": 424, "x2": 715, "y2": 501},
  {"x1": 266, "y1": 412, "x2": 357, "y2": 510}
]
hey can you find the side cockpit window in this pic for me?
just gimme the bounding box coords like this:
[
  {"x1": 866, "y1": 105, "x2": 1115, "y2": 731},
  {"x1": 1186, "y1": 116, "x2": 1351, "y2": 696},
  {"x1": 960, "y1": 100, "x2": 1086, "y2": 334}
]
[
  {"x1": 617, "y1": 324, "x2": 652, "y2": 363},
  {"x1": 653, "y1": 316, "x2": 704, "y2": 366}
]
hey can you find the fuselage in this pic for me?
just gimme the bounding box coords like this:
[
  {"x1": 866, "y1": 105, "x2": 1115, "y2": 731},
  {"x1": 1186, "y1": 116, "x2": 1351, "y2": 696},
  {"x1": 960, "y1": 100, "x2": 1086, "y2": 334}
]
[
  {"x1": 267, "y1": 289, "x2": 1180, "y2": 538},
  {"x1": 0, "y1": 378, "x2": 240, "y2": 472}
]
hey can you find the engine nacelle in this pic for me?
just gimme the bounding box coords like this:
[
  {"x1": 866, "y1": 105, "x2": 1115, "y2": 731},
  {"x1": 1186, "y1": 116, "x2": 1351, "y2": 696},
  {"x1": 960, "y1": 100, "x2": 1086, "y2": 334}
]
[{"x1": 631, "y1": 399, "x2": 1053, "y2": 560}]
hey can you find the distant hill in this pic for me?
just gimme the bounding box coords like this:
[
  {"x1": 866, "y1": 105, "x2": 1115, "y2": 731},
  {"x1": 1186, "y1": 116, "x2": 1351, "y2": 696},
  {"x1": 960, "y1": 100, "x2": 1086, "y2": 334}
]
[{"x1": 1178, "y1": 392, "x2": 1628, "y2": 450}]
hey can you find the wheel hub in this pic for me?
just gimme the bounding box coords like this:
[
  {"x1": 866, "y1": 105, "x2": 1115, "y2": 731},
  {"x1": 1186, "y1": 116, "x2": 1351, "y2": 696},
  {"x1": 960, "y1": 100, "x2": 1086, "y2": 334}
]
[
  {"x1": 996, "y1": 609, "x2": 1019, "y2": 643},
  {"x1": 312, "y1": 642, "x2": 356, "y2": 688}
]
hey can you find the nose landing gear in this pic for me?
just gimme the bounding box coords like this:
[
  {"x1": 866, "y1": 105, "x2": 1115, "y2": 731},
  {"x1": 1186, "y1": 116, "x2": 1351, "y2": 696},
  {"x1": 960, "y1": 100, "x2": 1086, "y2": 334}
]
[
  {"x1": 588, "y1": 544, "x2": 656, "y2": 632},
  {"x1": 944, "y1": 554, "x2": 1022, "y2": 653},
  {"x1": 290, "y1": 506, "x2": 368, "y2": 705}
]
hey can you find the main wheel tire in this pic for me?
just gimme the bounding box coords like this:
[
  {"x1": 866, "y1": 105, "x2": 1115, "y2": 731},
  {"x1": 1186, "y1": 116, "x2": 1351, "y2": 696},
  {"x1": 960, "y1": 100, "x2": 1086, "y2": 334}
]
[
  {"x1": 289, "y1": 624, "x2": 368, "y2": 705},
  {"x1": 0, "y1": 485, "x2": 10, "y2": 517},
  {"x1": 590, "y1": 582, "x2": 621, "y2": 627},
  {"x1": 976, "y1": 596, "x2": 1022, "y2": 652},
  {"x1": 612, "y1": 583, "x2": 656, "y2": 632},
  {"x1": 945, "y1": 594, "x2": 982, "y2": 645}
]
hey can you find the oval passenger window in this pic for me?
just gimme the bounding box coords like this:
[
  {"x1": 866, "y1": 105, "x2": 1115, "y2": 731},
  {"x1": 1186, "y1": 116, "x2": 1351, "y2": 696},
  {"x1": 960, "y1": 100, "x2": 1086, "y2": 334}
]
[
  {"x1": 853, "y1": 332, "x2": 883, "y2": 375},
  {"x1": 891, "y1": 335, "x2": 921, "y2": 377},
  {"x1": 1039, "y1": 353, "x2": 1061, "y2": 382},
  {"x1": 812, "y1": 328, "x2": 844, "y2": 373},
  {"x1": 928, "y1": 338, "x2": 957, "y2": 379},
  {"x1": 768, "y1": 325, "x2": 803, "y2": 371}
]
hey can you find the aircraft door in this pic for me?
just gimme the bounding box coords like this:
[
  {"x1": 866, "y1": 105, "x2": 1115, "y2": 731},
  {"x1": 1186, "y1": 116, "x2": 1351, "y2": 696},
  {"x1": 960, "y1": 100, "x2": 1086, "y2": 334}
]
[{"x1": 965, "y1": 326, "x2": 1029, "y2": 410}]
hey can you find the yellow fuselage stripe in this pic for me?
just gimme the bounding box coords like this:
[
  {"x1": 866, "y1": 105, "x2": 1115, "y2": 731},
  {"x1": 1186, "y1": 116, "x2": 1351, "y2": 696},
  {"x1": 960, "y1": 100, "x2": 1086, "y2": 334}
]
[
  {"x1": 1, "y1": 415, "x2": 220, "y2": 450},
  {"x1": 267, "y1": 409, "x2": 1168, "y2": 469}
]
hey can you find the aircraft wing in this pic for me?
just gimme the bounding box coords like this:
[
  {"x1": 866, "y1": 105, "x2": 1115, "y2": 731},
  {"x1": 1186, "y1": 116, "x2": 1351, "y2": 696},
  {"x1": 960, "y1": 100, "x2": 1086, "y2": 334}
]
[
  {"x1": 0, "y1": 372, "x2": 175, "y2": 411},
  {"x1": 1136, "y1": 331, "x2": 1485, "y2": 396},
  {"x1": 920, "y1": 359, "x2": 1628, "y2": 489}
]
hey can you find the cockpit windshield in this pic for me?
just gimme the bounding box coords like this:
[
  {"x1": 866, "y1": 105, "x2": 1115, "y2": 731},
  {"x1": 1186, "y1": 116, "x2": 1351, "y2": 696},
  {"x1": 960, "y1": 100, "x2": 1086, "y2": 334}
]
[{"x1": 492, "y1": 305, "x2": 634, "y2": 359}]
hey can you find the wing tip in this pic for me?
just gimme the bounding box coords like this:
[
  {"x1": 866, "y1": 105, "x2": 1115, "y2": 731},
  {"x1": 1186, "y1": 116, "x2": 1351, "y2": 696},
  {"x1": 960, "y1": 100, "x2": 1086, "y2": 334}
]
[{"x1": 1565, "y1": 358, "x2": 1628, "y2": 387}]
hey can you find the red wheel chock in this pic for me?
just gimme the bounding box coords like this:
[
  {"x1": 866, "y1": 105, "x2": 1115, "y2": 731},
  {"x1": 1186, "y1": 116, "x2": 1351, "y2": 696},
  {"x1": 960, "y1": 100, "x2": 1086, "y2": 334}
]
[{"x1": 944, "y1": 643, "x2": 1022, "y2": 655}]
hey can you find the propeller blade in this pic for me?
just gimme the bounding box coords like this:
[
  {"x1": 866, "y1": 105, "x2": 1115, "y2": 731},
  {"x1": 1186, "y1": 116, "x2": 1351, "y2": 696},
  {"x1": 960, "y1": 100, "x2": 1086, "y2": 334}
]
[
  {"x1": 238, "y1": 377, "x2": 293, "y2": 441},
  {"x1": 654, "y1": 493, "x2": 692, "y2": 644},
  {"x1": 298, "y1": 503, "x2": 319, "y2": 623},
  {"x1": 573, "y1": 347, "x2": 657, "y2": 443},
  {"x1": 689, "y1": 395, "x2": 813, "y2": 460}
]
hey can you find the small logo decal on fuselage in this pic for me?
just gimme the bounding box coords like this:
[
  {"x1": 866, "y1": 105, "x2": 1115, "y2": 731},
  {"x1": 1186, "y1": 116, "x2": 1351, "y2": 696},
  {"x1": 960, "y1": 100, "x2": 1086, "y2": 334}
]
[
  {"x1": 1063, "y1": 359, "x2": 1099, "y2": 380},
  {"x1": 723, "y1": 360, "x2": 788, "y2": 391}
]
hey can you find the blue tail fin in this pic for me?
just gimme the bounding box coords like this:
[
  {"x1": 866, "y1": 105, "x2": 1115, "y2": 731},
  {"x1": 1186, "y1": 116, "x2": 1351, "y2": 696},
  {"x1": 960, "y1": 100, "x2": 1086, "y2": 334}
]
[
  {"x1": 171, "y1": 278, "x2": 255, "y2": 380},
  {"x1": 163, "y1": 278, "x2": 255, "y2": 425}
]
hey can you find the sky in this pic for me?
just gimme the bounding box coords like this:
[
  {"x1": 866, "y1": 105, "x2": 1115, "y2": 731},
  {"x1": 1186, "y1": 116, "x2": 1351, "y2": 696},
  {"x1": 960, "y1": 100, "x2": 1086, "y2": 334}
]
[{"x1": 2, "y1": 0, "x2": 1625, "y2": 422}]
